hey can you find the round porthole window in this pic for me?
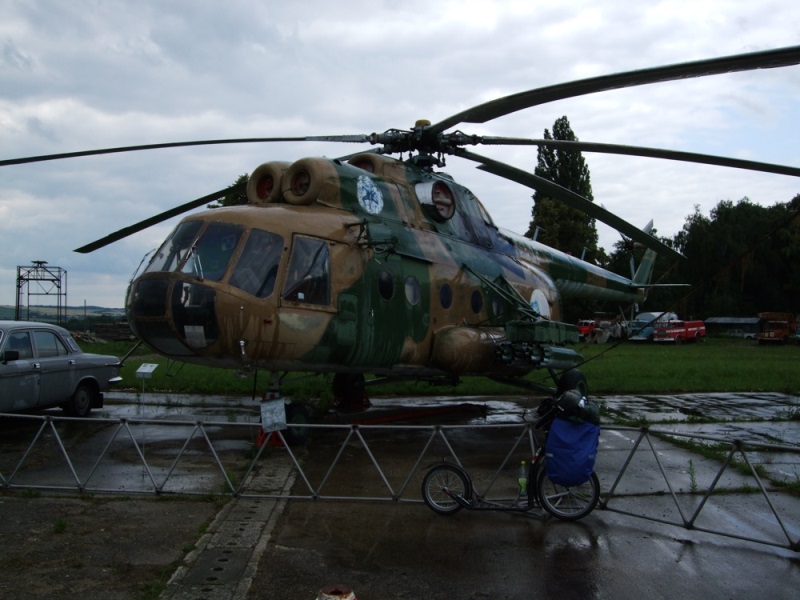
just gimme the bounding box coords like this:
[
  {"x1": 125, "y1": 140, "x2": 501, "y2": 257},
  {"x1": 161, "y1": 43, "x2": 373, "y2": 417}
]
[
  {"x1": 415, "y1": 180, "x2": 457, "y2": 222},
  {"x1": 405, "y1": 276, "x2": 421, "y2": 306},
  {"x1": 439, "y1": 283, "x2": 452, "y2": 309},
  {"x1": 470, "y1": 290, "x2": 483, "y2": 314},
  {"x1": 378, "y1": 271, "x2": 394, "y2": 300},
  {"x1": 491, "y1": 294, "x2": 505, "y2": 317},
  {"x1": 431, "y1": 181, "x2": 455, "y2": 220}
]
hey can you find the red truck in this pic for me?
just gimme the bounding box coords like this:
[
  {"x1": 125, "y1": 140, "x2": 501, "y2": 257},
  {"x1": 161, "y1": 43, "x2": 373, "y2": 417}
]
[
  {"x1": 576, "y1": 319, "x2": 597, "y2": 341},
  {"x1": 757, "y1": 312, "x2": 797, "y2": 344},
  {"x1": 653, "y1": 320, "x2": 706, "y2": 343}
]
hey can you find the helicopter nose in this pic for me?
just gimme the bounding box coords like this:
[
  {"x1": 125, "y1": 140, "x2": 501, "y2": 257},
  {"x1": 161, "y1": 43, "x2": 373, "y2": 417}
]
[{"x1": 127, "y1": 277, "x2": 220, "y2": 357}]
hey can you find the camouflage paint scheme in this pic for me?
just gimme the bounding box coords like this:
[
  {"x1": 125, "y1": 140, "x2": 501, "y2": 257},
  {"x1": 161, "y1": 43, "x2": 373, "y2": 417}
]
[{"x1": 126, "y1": 153, "x2": 652, "y2": 388}]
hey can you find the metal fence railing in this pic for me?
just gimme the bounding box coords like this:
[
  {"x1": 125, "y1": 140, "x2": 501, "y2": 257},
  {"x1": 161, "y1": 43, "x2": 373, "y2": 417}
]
[{"x1": 1, "y1": 412, "x2": 798, "y2": 551}]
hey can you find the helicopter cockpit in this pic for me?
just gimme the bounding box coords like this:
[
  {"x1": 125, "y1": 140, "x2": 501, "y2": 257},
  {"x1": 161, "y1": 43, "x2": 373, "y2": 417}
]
[
  {"x1": 128, "y1": 216, "x2": 332, "y2": 358},
  {"x1": 140, "y1": 219, "x2": 333, "y2": 303}
]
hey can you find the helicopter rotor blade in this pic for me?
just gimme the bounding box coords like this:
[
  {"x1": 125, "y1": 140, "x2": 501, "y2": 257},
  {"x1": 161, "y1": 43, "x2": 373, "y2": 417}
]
[
  {"x1": 476, "y1": 137, "x2": 800, "y2": 178},
  {"x1": 456, "y1": 148, "x2": 683, "y2": 262},
  {"x1": 1, "y1": 135, "x2": 370, "y2": 168},
  {"x1": 431, "y1": 45, "x2": 800, "y2": 134},
  {"x1": 74, "y1": 182, "x2": 245, "y2": 253}
]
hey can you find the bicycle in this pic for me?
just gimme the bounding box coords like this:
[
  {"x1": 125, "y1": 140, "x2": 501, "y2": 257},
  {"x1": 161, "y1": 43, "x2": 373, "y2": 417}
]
[{"x1": 421, "y1": 391, "x2": 600, "y2": 521}]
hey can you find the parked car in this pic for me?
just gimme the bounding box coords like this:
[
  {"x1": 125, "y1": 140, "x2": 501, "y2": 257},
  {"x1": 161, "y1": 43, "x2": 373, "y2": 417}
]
[
  {"x1": 0, "y1": 321, "x2": 121, "y2": 417},
  {"x1": 627, "y1": 311, "x2": 679, "y2": 342},
  {"x1": 576, "y1": 319, "x2": 597, "y2": 341}
]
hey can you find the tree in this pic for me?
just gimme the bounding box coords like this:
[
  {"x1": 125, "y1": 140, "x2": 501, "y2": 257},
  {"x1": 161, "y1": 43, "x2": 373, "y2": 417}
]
[
  {"x1": 667, "y1": 197, "x2": 800, "y2": 318},
  {"x1": 526, "y1": 116, "x2": 599, "y2": 262},
  {"x1": 207, "y1": 173, "x2": 249, "y2": 208},
  {"x1": 526, "y1": 116, "x2": 601, "y2": 322}
]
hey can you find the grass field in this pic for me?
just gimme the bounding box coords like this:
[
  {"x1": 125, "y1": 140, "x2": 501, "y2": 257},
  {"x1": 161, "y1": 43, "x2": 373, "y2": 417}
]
[{"x1": 83, "y1": 336, "x2": 800, "y2": 399}]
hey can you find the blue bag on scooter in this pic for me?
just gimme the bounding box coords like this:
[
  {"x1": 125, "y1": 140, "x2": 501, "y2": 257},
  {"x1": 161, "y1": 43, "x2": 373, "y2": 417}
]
[{"x1": 544, "y1": 416, "x2": 600, "y2": 486}]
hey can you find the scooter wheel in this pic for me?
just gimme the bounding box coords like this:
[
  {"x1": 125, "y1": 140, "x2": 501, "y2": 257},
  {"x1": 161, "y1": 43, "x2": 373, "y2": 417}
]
[{"x1": 421, "y1": 463, "x2": 472, "y2": 515}]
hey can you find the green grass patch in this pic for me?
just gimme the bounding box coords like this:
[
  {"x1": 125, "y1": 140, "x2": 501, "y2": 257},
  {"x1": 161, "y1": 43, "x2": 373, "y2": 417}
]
[
  {"x1": 53, "y1": 517, "x2": 67, "y2": 534},
  {"x1": 574, "y1": 337, "x2": 800, "y2": 395},
  {"x1": 83, "y1": 336, "x2": 800, "y2": 398}
]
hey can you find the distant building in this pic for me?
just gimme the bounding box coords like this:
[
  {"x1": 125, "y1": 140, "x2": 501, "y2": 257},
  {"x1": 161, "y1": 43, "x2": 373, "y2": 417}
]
[{"x1": 704, "y1": 317, "x2": 760, "y2": 339}]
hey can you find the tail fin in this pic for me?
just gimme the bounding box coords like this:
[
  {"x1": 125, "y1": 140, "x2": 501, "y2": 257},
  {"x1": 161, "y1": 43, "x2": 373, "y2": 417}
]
[
  {"x1": 631, "y1": 220, "x2": 656, "y2": 285},
  {"x1": 632, "y1": 248, "x2": 657, "y2": 285}
]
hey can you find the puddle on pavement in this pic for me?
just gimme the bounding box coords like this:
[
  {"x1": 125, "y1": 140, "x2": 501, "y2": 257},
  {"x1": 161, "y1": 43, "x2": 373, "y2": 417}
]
[
  {"x1": 601, "y1": 392, "x2": 799, "y2": 422},
  {"x1": 3, "y1": 391, "x2": 798, "y2": 495}
]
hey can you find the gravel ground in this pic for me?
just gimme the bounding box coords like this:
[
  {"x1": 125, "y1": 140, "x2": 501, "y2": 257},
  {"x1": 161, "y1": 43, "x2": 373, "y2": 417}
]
[{"x1": 0, "y1": 494, "x2": 221, "y2": 600}]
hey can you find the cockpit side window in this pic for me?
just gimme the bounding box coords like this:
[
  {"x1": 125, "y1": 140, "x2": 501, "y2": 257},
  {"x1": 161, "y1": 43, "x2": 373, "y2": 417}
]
[
  {"x1": 282, "y1": 237, "x2": 330, "y2": 305},
  {"x1": 180, "y1": 222, "x2": 244, "y2": 282},
  {"x1": 145, "y1": 221, "x2": 204, "y2": 274},
  {"x1": 230, "y1": 229, "x2": 284, "y2": 298}
]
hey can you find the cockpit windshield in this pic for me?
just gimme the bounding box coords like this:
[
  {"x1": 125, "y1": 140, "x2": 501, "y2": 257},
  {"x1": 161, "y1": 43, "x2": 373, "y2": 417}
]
[
  {"x1": 180, "y1": 222, "x2": 242, "y2": 282},
  {"x1": 229, "y1": 229, "x2": 284, "y2": 298},
  {"x1": 144, "y1": 221, "x2": 243, "y2": 283},
  {"x1": 145, "y1": 221, "x2": 203, "y2": 274}
]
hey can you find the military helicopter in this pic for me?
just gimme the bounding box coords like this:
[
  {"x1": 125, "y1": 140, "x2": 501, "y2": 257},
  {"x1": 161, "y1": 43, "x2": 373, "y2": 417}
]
[{"x1": 4, "y1": 45, "x2": 800, "y2": 412}]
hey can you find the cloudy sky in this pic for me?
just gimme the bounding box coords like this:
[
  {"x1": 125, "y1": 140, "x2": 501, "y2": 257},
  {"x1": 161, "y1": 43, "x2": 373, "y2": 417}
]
[{"x1": 1, "y1": 0, "x2": 799, "y2": 309}]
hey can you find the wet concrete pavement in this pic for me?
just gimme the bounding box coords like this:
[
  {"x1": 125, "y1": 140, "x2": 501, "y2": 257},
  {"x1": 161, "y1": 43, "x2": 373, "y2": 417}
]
[
  {"x1": 239, "y1": 392, "x2": 800, "y2": 599},
  {"x1": 245, "y1": 497, "x2": 799, "y2": 599},
  {"x1": 3, "y1": 391, "x2": 799, "y2": 599}
]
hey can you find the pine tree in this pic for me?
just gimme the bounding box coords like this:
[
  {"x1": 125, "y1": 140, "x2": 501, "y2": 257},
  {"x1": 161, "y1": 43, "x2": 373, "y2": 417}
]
[{"x1": 526, "y1": 116, "x2": 598, "y2": 261}]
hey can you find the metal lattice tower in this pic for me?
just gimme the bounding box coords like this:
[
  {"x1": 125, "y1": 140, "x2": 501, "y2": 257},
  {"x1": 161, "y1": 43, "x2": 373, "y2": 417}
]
[{"x1": 15, "y1": 261, "x2": 68, "y2": 324}]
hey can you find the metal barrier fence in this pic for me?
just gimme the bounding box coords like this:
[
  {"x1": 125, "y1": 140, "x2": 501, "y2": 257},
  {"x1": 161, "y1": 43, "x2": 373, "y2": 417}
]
[{"x1": 1, "y1": 411, "x2": 798, "y2": 551}]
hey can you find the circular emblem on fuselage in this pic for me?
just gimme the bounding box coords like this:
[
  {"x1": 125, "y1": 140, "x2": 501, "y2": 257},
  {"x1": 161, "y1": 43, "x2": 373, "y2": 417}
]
[
  {"x1": 357, "y1": 175, "x2": 384, "y2": 214},
  {"x1": 530, "y1": 289, "x2": 551, "y2": 319}
]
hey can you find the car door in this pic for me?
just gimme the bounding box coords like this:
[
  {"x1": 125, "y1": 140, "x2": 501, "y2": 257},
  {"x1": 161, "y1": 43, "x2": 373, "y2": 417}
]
[
  {"x1": 32, "y1": 328, "x2": 76, "y2": 408},
  {"x1": 0, "y1": 329, "x2": 39, "y2": 411}
]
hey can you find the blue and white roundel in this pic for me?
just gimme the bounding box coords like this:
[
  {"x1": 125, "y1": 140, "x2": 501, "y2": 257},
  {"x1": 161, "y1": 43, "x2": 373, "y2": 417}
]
[
  {"x1": 357, "y1": 175, "x2": 384, "y2": 214},
  {"x1": 530, "y1": 289, "x2": 550, "y2": 319}
]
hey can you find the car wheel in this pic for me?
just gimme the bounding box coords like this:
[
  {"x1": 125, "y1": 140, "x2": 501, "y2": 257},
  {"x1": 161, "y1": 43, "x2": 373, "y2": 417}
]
[{"x1": 63, "y1": 382, "x2": 95, "y2": 417}]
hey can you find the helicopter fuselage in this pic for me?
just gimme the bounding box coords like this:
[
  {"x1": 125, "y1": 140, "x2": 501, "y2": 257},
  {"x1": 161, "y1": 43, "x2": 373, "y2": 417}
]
[{"x1": 125, "y1": 153, "x2": 648, "y2": 382}]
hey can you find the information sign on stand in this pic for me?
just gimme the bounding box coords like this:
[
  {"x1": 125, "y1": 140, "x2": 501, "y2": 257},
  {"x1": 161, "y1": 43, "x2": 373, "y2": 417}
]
[
  {"x1": 261, "y1": 400, "x2": 287, "y2": 433},
  {"x1": 136, "y1": 363, "x2": 158, "y2": 380},
  {"x1": 135, "y1": 363, "x2": 159, "y2": 410},
  {"x1": 134, "y1": 364, "x2": 158, "y2": 462}
]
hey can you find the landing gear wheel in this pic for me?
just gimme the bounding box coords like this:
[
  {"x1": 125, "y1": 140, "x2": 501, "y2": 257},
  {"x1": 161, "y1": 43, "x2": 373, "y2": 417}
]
[
  {"x1": 62, "y1": 382, "x2": 95, "y2": 417},
  {"x1": 557, "y1": 369, "x2": 588, "y2": 397},
  {"x1": 421, "y1": 464, "x2": 472, "y2": 515},
  {"x1": 283, "y1": 402, "x2": 311, "y2": 445},
  {"x1": 332, "y1": 373, "x2": 371, "y2": 411},
  {"x1": 536, "y1": 469, "x2": 600, "y2": 521}
]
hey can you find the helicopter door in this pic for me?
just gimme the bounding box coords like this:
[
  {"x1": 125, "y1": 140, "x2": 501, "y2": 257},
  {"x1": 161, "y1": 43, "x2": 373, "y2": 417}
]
[
  {"x1": 347, "y1": 254, "x2": 430, "y2": 368},
  {"x1": 281, "y1": 236, "x2": 331, "y2": 305}
]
